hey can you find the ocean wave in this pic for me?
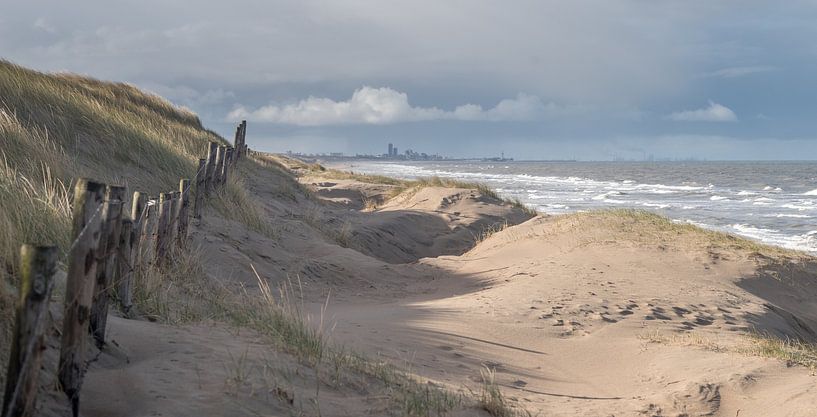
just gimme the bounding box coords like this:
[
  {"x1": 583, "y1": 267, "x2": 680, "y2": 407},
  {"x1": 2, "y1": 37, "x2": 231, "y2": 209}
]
[
  {"x1": 763, "y1": 213, "x2": 812, "y2": 219},
  {"x1": 782, "y1": 203, "x2": 817, "y2": 211},
  {"x1": 710, "y1": 196, "x2": 729, "y2": 201},
  {"x1": 730, "y1": 223, "x2": 817, "y2": 252},
  {"x1": 803, "y1": 189, "x2": 817, "y2": 196}
]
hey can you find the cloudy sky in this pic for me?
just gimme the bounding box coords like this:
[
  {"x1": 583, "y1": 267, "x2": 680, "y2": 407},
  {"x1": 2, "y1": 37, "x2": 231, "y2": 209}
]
[{"x1": 3, "y1": 0, "x2": 817, "y2": 160}]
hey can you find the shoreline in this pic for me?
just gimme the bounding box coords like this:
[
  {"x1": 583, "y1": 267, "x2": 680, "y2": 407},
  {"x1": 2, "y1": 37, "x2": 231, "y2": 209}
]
[{"x1": 317, "y1": 157, "x2": 817, "y2": 255}]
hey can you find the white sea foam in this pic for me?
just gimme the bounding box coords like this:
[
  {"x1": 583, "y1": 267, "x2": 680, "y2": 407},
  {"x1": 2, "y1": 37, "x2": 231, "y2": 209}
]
[
  {"x1": 710, "y1": 196, "x2": 729, "y2": 201},
  {"x1": 803, "y1": 189, "x2": 817, "y2": 196},
  {"x1": 764, "y1": 213, "x2": 812, "y2": 219},
  {"x1": 730, "y1": 224, "x2": 817, "y2": 252}
]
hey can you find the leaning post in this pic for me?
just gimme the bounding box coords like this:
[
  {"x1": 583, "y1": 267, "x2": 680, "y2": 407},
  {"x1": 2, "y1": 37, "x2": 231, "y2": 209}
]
[
  {"x1": 58, "y1": 178, "x2": 106, "y2": 414},
  {"x1": 129, "y1": 192, "x2": 146, "y2": 269},
  {"x1": 90, "y1": 185, "x2": 126, "y2": 348},
  {"x1": 178, "y1": 179, "x2": 191, "y2": 246},
  {"x1": 214, "y1": 145, "x2": 226, "y2": 188},
  {"x1": 204, "y1": 142, "x2": 218, "y2": 196},
  {"x1": 233, "y1": 125, "x2": 242, "y2": 157},
  {"x1": 139, "y1": 199, "x2": 158, "y2": 268},
  {"x1": 155, "y1": 193, "x2": 172, "y2": 265},
  {"x1": 193, "y1": 158, "x2": 206, "y2": 219},
  {"x1": 117, "y1": 218, "x2": 135, "y2": 315},
  {"x1": 222, "y1": 149, "x2": 232, "y2": 184},
  {"x1": 2, "y1": 245, "x2": 58, "y2": 417}
]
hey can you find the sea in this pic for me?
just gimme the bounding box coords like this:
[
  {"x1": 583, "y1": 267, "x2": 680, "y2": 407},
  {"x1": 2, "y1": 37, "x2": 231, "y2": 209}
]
[{"x1": 327, "y1": 160, "x2": 817, "y2": 254}]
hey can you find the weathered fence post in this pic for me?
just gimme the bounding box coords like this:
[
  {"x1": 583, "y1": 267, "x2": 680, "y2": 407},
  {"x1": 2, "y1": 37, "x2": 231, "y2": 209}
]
[
  {"x1": 204, "y1": 142, "x2": 218, "y2": 196},
  {"x1": 240, "y1": 120, "x2": 247, "y2": 158},
  {"x1": 233, "y1": 125, "x2": 242, "y2": 158},
  {"x1": 90, "y1": 185, "x2": 126, "y2": 348},
  {"x1": 224, "y1": 148, "x2": 233, "y2": 179},
  {"x1": 129, "y1": 192, "x2": 146, "y2": 269},
  {"x1": 214, "y1": 145, "x2": 226, "y2": 188},
  {"x1": 59, "y1": 178, "x2": 106, "y2": 414},
  {"x1": 2, "y1": 245, "x2": 57, "y2": 417},
  {"x1": 193, "y1": 158, "x2": 206, "y2": 219},
  {"x1": 139, "y1": 200, "x2": 158, "y2": 267},
  {"x1": 168, "y1": 191, "x2": 180, "y2": 248},
  {"x1": 155, "y1": 193, "x2": 172, "y2": 265},
  {"x1": 178, "y1": 179, "x2": 190, "y2": 246},
  {"x1": 117, "y1": 218, "x2": 134, "y2": 315}
]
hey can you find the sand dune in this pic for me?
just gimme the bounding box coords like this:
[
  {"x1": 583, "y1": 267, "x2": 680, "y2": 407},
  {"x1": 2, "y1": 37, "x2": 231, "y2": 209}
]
[{"x1": 37, "y1": 155, "x2": 817, "y2": 416}]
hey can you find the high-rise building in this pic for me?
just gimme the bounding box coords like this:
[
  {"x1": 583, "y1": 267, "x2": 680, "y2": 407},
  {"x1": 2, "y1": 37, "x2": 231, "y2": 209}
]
[
  {"x1": 388, "y1": 143, "x2": 394, "y2": 157},
  {"x1": 394, "y1": 147, "x2": 398, "y2": 156}
]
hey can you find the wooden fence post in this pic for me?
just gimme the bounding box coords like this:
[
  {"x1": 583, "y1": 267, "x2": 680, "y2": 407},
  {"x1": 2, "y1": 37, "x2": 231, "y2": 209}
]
[
  {"x1": 178, "y1": 179, "x2": 190, "y2": 246},
  {"x1": 168, "y1": 191, "x2": 180, "y2": 249},
  {"x1": 233, "y1": 125, "x2": 242, "y2": 158},
  {"x1": 117, "y1": 218, "x2": 134, "y2": 315},
  {"x1": 193, "y1": 158, "x2": 206, "y2": 219},
  {"x1": 59, "y1": 178, "x2": 106, "y2": 414},
  {"x1": 139, "y1": 200, "x2": 158, "y2": 268},
  {"x1": 129, "y1": 192, "x2": 146, "y2": 270},
  {"x1": 155, "y1": 193, "x2": 172, "y2": 265},
  {"x1": 2, "y1": 245, "x2": 57, "y2": 417},
  {"x1": 214, "y1": 146, "x2": 226, "y2": 188},
  {"x1": 90, "y1": 185, "x2": 126, "y2": 348},
  {"x1": 204, "y1": 142, "x2": 218, "y2": 196},
  {"x1": 221, "y1": 149, "x2": 230, "y2": 185},
  {"x1": 240, "y1": 123, "x2": 246, "y2": 159},
  {"x1": 240, "y1": 120, "x2": 247, "y2": 158}
]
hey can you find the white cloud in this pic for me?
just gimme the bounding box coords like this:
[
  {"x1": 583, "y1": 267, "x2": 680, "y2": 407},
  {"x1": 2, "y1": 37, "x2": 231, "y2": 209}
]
[
  {"x1": 33, "y1": 18, "x2": 56, "y2": 33},
  {"x1": 228, "y1": 87, "x2": 571, "y2": 125},
  {"x1": 706, "y1": 66, "x2": 777, "y2": 78},
  {"x1": 667, "y1": 101, "x2": 737, "y2": 122}
]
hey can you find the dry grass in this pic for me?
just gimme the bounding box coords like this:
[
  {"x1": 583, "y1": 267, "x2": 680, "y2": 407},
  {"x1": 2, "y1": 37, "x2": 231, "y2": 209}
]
[
  {"x1": 131, "y1": 245, "x2": 233, "y2": 324},
  {"x1": 551, "y1": 209, "x2": 803, "y2": 258},
  {"x1": 640, "y1": 330, "x2": 817, "y2": 370},
  {"x1": 473, "y1": 221, "x2": 510, "y2": 245},
  {"x1": 739, "y1": 333, "x2": 817, "y2": 370},
  {"x1": 211, "y1": 172, "x2": 280, "y2": 239}
]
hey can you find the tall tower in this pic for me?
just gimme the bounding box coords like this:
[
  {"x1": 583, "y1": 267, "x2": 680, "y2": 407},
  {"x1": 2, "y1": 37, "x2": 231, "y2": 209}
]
[{"x1": 388, "y1": 143, "x2": 394, "y2": 157}]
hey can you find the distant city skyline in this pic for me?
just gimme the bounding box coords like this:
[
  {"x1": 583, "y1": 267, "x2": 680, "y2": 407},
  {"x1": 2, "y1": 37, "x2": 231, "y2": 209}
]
[{"x1": 3, "y1": 1, "x2": 817, "y2": 160}]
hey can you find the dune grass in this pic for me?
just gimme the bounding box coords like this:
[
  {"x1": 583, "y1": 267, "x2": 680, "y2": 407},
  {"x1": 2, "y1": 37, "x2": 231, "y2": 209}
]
[
  {"x1": 740, "y1": 333, "x2": 817, "y2": 369},
  {"x1": 211, "y1": 171, "x2": 280, "y2": 239},
  {"x1": 640, "y1": 330, "x2": 817, "y2": 370},
  {"x1": 553, "y1": 209, "x2": 803, "y2": 257},
  {"x1": 0, "y1": 60, "x2": 225, "y2": 274}
]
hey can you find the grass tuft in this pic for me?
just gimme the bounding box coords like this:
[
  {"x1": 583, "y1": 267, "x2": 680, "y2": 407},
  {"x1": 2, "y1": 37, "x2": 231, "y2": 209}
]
[{"x1": 211, "y1": 171, "x2": 279, "y2": 239}]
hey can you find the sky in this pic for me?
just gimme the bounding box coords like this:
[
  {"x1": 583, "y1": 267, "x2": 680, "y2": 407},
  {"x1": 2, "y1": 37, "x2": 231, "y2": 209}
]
[{"x1": 2, "y1": 0, "x2": 817, "y2": 160}]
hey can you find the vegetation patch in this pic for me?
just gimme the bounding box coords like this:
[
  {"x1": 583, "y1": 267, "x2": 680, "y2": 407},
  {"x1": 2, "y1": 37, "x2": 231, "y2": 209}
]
[{"x1": 640, "y1": 330, "x2": 817, "y2": 370}]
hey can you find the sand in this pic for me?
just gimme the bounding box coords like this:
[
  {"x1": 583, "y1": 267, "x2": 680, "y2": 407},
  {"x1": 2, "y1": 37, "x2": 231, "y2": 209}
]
[{"x1": 32, "y1": 156, "x2": 817, "y2": 416}]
